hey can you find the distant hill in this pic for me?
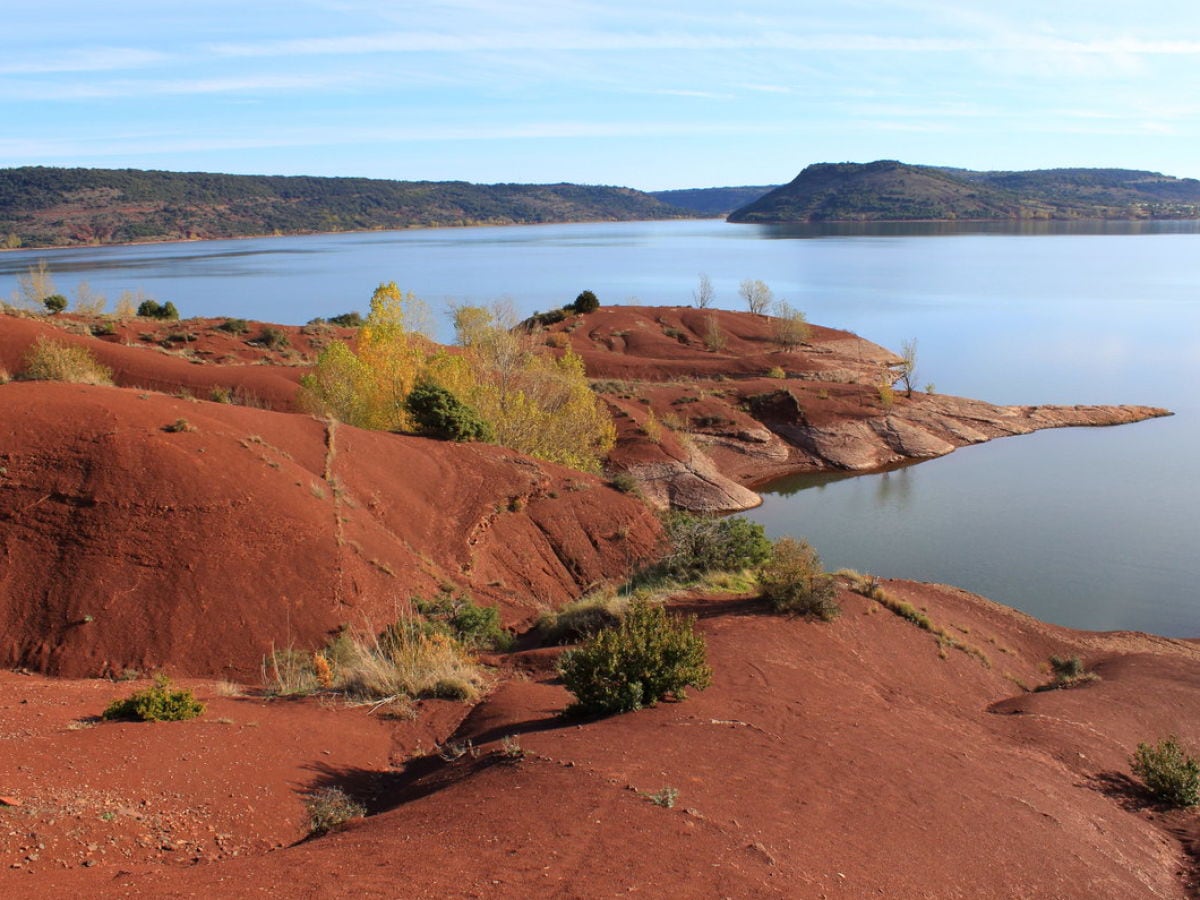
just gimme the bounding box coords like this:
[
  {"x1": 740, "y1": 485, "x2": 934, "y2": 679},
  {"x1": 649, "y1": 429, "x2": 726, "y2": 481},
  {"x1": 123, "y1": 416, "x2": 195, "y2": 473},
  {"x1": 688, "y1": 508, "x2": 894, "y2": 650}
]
[
  {"x1": 728, "y1": 161, "x2": 1200, "y2": 223},
  {"x1": 0, "y1": 167, "x2": 699, "y2": 249},
  {"x1": 650, "y1": 185, "x2": 777, "y2": 216}
]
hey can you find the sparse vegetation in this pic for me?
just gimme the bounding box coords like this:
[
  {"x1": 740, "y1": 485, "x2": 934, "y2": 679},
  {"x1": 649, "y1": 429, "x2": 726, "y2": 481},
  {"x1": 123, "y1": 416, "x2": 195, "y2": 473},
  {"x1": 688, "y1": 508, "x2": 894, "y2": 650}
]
[
  {"x1": 642, "y1": 786, "x2": 679, "y2": 808},
  {"x1": 163, "y1": 418, "x2": 194, "y2": 433},
  {"x1": 559, "y1": 600, "x2": 712, "y2": 715},
  {"x1": 771, "y1": 300, "x2": 810, "y2": 350},
  {"x1": 42, "y1": 294, "x2": 68, "y2": 314},
  {"x1": 1037, "y1": 655, "x2": 1100, "y2": 691},
  {"x1": 328, "y1": 311, "x2": 364, "y2": 327},
  {"x1": 655, "y1": 511, "x2": 773, "y2": 582},
  {"x1": 406, "y1": 589, "x2": 513, "y2": 652},
  {"x1": 256, "y1": 326, "x2": 290, "y2": 350},
  {"x1": 1131, "y1": 736, "x2": 1200, "y2": 807},
  {"x1": 693, "y1": 273, "x2": 714, "y2": 308},
  {"x1": 305, "y1": 787, "x2": 366, "y2": 836},
  {"x1": 21, "y1": 337, "x2": 113, "y2": 385},
  {"x1": 702, "y1": 313, "x2": 726, "y2": 352},
  {"x1": 739, "y1": 279, "x2": 773, "y2": 315},
  {"x1": 102, "y1": 675, "x2": 204, "y2": 722},
  {"x1": 538, "y1": 587, "x2": 630, "y2": 644},
  {"x1": 217, "y1": 318, "x2": 250, "y2": 335},
  {"x1": 757, "y1": 537, "x2": 839, "y2": 620}
]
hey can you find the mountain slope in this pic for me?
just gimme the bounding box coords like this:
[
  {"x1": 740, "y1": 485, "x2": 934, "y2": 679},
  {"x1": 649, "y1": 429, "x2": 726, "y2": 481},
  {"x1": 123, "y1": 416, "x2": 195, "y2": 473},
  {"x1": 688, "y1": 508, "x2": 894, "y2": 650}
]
[
  {"x1": 0, "y1": 167, "x2": 697, "y2": 249},
  {"x1": 729, "y1": 160, "x2": 1200, "y2": 223}
]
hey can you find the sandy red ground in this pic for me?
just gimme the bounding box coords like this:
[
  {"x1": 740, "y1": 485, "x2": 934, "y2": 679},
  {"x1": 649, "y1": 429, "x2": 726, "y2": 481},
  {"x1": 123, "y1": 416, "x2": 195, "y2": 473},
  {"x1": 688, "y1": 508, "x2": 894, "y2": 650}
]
[{"x1": 1, "y1": 307, "x2": 1197, "y2": 897}]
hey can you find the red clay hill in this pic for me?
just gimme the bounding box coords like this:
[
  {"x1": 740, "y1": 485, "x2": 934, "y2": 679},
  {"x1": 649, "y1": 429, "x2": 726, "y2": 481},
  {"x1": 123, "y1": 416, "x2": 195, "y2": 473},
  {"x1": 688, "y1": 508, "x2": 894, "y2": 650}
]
[{"x1": 0, "y1": 305, "x2": 1194, "y2": 898}]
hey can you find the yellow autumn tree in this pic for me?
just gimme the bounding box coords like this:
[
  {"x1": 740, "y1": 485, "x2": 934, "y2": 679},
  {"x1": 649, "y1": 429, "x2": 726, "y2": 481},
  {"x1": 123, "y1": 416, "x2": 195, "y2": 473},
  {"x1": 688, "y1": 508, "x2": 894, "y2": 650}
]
[
  {"x1": 301, "y1": 291, "x2": 614, "y2": 473},
  {"x1": 300, "y1": 282, "x2": 431, "y2": 430}
]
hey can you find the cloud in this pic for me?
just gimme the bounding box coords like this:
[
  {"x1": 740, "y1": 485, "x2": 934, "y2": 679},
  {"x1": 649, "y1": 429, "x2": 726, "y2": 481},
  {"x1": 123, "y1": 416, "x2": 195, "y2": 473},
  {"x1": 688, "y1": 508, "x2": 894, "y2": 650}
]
[
  {"x1": 3, "y1": 72, "x2": 364, "y2": 102},
  {"x1": 0, "y1": 47, "x2": 168, "y2": 75}
]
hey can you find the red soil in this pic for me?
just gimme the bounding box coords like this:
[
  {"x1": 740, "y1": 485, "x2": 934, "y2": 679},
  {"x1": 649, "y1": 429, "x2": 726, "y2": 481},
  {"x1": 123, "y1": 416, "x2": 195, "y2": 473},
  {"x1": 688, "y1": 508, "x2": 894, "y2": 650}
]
[
  {"x1": 1, "y1": 307, "x2": 1195, "y2": 896},
  {"x1": 4, "y1": 585, "x2": 1199, "y2": 897}
]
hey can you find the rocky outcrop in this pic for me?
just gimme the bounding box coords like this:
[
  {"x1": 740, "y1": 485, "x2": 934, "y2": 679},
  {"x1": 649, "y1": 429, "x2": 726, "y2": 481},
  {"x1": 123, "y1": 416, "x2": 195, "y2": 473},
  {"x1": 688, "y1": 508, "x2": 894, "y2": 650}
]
[{"x1": 550, "y1": 306, "x2": 1172, "y2": 513}]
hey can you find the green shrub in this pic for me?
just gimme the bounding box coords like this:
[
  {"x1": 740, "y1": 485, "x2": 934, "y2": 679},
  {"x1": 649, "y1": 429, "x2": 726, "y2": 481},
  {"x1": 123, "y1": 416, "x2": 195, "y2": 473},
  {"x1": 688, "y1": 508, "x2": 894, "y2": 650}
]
[
  {"x1": 305, "y1": 786, "x2": 366, "y2": 836},
  {"x1": 411, "y1": 589, "x2": 512, "y2": 652},
  {"x1": 1131, "y1": 736, "x2": 1200, "y2": 807},
  {"x1": 569, "y1": 290, "x2": 600, "y2": 314},
  {"x1": 137, "y1": 299, "x2": 180, "y2": 320},
  {"x1": 405, "y1": 380, "x2": 494, "y2": 442},
  {"x1": 257, "y1": 326, "x2": 290, "y2": 350},
  {"x1": 102, "y1": 675, "x2": 204, "y2": 722},
  {"x1": 758, "y1": 537, "x2": 839, "y2": 620},
  {"x1": 42, "y1": 294, "x2": 68, "y2": 314},
  {"x1": 328, "y1": 311, "x2": 364, "y2": 327},
  {"x1": 558, "y1": 600, "x2": 711, "y2": 715},
  {"x1": 610, "y1": 471, "x2": 642, "y2": 496},
  {"x1": 657, "y1": 512, "x2": 773, "y2": 581},
  {"x1": 1050, "y1": 655, "x2": 1084, "y2": 679},
  {"x1": 217, "y1": 318, "x2": 250, "y2": 334}
]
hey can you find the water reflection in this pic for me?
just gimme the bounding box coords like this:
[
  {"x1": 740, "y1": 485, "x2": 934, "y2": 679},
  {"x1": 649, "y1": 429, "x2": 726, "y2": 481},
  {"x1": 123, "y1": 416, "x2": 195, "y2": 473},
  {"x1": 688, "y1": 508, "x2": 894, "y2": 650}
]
[{"x1": 750, "y1": 219, "x2": 1200, "y2": 240}]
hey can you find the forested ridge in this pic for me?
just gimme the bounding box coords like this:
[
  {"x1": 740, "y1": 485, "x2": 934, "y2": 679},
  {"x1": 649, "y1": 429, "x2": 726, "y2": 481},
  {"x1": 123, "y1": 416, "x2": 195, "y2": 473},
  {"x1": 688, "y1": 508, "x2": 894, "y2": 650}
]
[
  {"x1": 0, "y1": 167, "x2": 697, "y2": 248},
  {"x1": 728, "y1": 160, "x2": 1200, "y2": 223}
]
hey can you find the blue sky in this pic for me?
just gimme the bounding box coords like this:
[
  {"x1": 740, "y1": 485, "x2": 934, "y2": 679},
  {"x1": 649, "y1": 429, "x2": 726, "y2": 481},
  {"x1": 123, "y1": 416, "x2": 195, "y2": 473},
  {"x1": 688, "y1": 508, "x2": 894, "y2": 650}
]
[{"x1": 3, "y1": 1, "x2": 1199, "y2": 189}]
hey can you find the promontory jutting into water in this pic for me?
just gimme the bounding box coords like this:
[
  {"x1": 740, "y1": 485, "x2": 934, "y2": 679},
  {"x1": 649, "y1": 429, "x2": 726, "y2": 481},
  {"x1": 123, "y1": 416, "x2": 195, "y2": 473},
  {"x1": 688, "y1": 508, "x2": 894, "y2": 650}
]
[{"x1": 3, "y1": 218, "x2": 1197, "y2": 635}]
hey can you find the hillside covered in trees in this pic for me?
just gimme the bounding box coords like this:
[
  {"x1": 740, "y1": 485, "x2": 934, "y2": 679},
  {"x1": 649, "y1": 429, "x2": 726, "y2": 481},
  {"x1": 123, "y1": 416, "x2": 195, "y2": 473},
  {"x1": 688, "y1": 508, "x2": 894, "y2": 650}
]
[
  {"x1": 649, "y1": 185, "x2": 776, "y2": 216},
  {"x1": 0, "y1": 167, "x2": 698, "y2": 249},
  {"x1": 728, "y1": 161, "x2": 1200, "y2": 223}
]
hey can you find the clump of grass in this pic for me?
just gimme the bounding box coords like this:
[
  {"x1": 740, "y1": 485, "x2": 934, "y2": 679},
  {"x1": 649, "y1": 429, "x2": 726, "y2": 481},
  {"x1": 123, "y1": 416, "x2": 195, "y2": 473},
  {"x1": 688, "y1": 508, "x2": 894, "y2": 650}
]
[
  {"x1": 162, "y1": 418, "x2": 194, "y2": 433},
  {"x1": 1036, "y1": 655, "x2": 1100, "y2": 691},
  {"x1": 842, "y1": 572, "x2": 991, "y2": 668},
  {"x1": 217, "y1": 318, "x2": 250, "y2": 335},
  {"x1": 1131, "y1": 736, "x2": 1200, "y2": 807},
  {"x1": 766, "y1": 366, "x2": 787, "y2": 379},
  {"x1": 609, "y1": 471, "x2": 643, "y2": 497},
  {"x1": 642, "y1": 786, "x2": 679, "y2": 808},
  {"x1": 538, "y1": 587, "x2": 631, "y2": 645},
  {"x1": 256, "y1": 326, "x2": 290, "y2": 350},
  {"x1": 305, "y1": 787, "x2": 366, "y2": 836},
  {"x1": 102, "y1": 675, "x2": 204, "y2": 722},
  {"x1": 340, "y1": 629, "x2": 486, "y2": 702},
  {"x1": 21, "y1": 336, "x2": 113, "y2": 385}
]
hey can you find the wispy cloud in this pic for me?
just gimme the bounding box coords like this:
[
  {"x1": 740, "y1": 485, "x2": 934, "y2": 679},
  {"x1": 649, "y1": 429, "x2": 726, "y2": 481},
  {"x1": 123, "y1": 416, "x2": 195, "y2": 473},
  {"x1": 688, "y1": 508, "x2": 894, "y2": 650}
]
[
  {"x1": 4, "y1": 72, "x2": 364, "y2": 102},
  {"x1": 0, "y1": 47, "x2": 168, "y2": 75}
]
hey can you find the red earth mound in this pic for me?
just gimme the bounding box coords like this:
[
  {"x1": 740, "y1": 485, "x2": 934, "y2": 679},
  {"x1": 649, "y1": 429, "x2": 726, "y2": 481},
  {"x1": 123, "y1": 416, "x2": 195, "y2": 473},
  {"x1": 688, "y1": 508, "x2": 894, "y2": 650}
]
[
  {"x1": 5, "y1": 581, "x2": 1199, "y2": 897},
  {"x1": 0, "y1": 379, "x2": 659, "y2": 679},
  {"x1": 538, "y1": 306, "x2": 1169, "y2": 511}
]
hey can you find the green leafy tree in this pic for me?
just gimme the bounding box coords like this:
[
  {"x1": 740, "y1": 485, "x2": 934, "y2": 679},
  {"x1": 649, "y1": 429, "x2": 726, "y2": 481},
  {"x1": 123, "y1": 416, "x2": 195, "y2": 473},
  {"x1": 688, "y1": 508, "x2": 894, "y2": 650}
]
[{"x1": 42, "y1": 294, "x2": 68, "y2": 314}]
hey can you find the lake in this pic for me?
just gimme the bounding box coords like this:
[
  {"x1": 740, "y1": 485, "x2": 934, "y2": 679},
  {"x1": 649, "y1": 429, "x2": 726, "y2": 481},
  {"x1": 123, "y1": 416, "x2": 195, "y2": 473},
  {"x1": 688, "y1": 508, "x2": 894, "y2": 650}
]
[{"x1": 2, "y1": 219, "x2": 1198, "y2": 636}]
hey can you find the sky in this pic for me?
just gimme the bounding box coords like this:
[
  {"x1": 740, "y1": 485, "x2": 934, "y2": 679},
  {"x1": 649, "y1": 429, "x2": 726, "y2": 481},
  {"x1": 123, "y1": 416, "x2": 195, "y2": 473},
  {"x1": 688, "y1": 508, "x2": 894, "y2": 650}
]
[{"x1": 3, "y1": 1, "x2": 1199, "y2": 190}]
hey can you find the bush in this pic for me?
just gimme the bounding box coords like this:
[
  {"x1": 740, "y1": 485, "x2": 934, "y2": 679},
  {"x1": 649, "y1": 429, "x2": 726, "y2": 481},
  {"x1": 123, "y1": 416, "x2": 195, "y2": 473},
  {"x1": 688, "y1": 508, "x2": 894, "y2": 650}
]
[
  {"x1": 558, "y1": 600, "x2": 712, "y2": 715},
  {"x1": 305, "y1": 787, "x2": 366, "y2": 836},
  {"x1": 569, "y1": 290, "x2": 600, "y2": 314},
  {"x1": 405, "y1": 380, "x2": 494, "y2": 442},
  {"x1": 407, "y1": 589, "x2": 512, "y2": 651},
  {"x1": 217, "y1": 318, "x2": 250, "y2": 334},
  {"x1": 758, "y1": 537, "x2": 840, "y2": 620},
  {"x1": 657, "y1": 512, "x2": 773, "y2": 581},
  {"x1": 538, "y1": 588, "x2": 629, "y2": 644},
  {"x1": 102, "y1": 675, "x2": 204, "y2": 722},
  {"x1": 256, "y1": 326, "x2": 290, "y2": 350},
  {"x1": 1131, "y1": 736, "x2": 1200, "y2": 807},
  {"x1": 328, "y1": 311, "x2": 364, "y2": 327},
  {"x1": 137, "y1": 299, "x2": 180, "y2": 320},
  {"x1": 21, "y1": 337, "x2": 113, "y2": 385},
  {"x1": 42, "y1": 294, "x2": 68, "y2": 314}
]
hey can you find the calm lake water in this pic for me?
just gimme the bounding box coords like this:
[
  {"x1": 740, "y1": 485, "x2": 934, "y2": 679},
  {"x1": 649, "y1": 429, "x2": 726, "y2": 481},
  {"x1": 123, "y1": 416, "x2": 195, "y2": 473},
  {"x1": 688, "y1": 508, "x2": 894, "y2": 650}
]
[{"x1": 3, "y1": 220, "x2": 1198, "y2": 636}]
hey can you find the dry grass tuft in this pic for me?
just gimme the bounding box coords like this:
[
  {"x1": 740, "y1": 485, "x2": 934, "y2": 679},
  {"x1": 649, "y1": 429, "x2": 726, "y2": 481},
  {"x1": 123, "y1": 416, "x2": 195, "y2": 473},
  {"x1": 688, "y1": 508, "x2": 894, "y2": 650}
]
[{"x1": 21, "y1": 336, "x2": 113, "y2": 385}]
